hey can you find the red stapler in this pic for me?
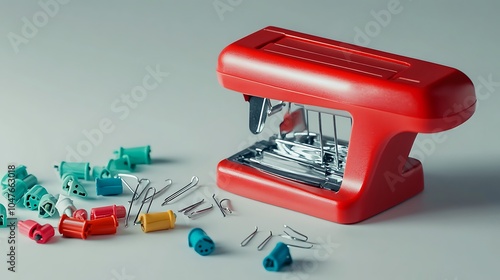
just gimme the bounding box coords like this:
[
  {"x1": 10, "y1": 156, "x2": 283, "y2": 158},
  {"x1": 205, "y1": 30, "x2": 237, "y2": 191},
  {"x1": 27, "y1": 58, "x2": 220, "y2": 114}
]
[{"x1": 216, "y1": 26, "x2": 476, "y2": 224}]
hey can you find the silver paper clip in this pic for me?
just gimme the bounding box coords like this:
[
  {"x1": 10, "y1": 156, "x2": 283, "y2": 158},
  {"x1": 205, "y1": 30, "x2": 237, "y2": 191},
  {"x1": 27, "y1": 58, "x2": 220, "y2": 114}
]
[
  {"x1": 178, "y1": 199, "x2": 205, "y2": 214},
  {"x1": 279, "y1": 225, "x2": 314, "y2": 248},
  {"x1": 133, "y1": 187, "x2": 156, "y2": 225},
  {"x1": 162, "y1": 176, "x2": 199, "y2": 205},
  {"x1": 240, "y1": 226, "x2": 258, "y2": 247},
  {"x1": 257, "y1": 231, "x2": 273, "y2": 251},
  {"x1": 187, "y1": 204, "x2": 214, "y2": 219},
  {"x1": 212, "y1": 194, "x2": 233, "y2": 217}
]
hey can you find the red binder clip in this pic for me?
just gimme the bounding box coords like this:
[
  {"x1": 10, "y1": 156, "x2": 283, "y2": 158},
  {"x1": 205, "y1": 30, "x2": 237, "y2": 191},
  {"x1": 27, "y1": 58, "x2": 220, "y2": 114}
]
[{"x1": 216, "y1": 26, "x2": 476, "y2": 224}]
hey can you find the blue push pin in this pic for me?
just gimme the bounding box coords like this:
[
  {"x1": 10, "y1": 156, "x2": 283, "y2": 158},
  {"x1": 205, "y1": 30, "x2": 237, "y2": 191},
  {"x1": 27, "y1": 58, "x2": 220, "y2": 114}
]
[
  {"x1": 92, "y1": 166, "x2": 112, "y2": 179},
  {"x1": 1, "y1": 174, "x2": 38, "y2": 203},
  {"x1": 38, "y1": 194, "x2": 57, "y2": 218},
  {"x1": 95, "y1": 178, "x2": 123, "y2": 196},
  {"x1": 23, "y1": 184, "x2": 48, "y2": 211},
  {"x1": 263, "y1": 242, "x2": 293, "y2": 272},
  {"x1": 62, "y1": 173, "x2": 88, "y2": 198},
  {"x1": 188, "y1": 228, "x2": 215, "y2": 256},
  {"x1": 1, "y1": 165, "x2": 28, "y2": 188},
  {"x1": 0, "y1": 204, "x2": 6, "y2": 227}
]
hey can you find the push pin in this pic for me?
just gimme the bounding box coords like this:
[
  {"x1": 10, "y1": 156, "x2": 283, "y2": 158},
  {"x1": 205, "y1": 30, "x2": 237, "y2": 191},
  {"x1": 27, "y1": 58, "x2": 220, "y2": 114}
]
[
  {"x1": 114, "y1": 145, "x2": 152, "y2": 167},
  {"x1": 0, "y1": 204, "x2": 7, "y2": 227},
  {"x1": 263, "y1": 242, "x2": 293, "y2": 272},
  {"x1": 1, "y1": 174, "x2": 37, "y2": 203},
  {"x1": 137, "y1": 210, "x2": 176, "y2": 233},
  {"x1": 32, "y1": 224, "x2": 55, "y2": 244},
  {"x1": 73, "y1": 209, "x2": 88, "y2": 220},
  {"x1": 188, "y1": 228, "x2": 215, "y2": 256},
  {"x1": 18, "y1": 220, "x2": 55, "y2": 244},
  {"x1": 88, "y1": 215, "x2": 118, "y2": 236},
  {"x1": 58, "y1": 214, "x2": 90, "y2": 239},
  {"x1": 1, "y1": 165, "x2": 28, "y2": 188},
  {"x1": 107, "y1": 156, "x2": 134, "y2": 172},
  {"x1": 92, "y1": 166, "x2": 112, "y2": 179},
  {"x1": 55, "y1": 194, "x2": 76, "y2": 217},
  {"x1": 54, "y1": 161, "x2": 91, "y2": 181},
  {"x1": 23, "y1": 184, "x2": 48, "y2": 211},
  {"x1": 18, "y1": 220, "x2": 40, "y2": 239},
  {"x1": 95, "y1": 178, "x2": 123, "y2": 196},
  {"x1": 90, "y1": 205, "x2": 126, "y2": 220},
  {"x1": 61, "y1": 173, "x2": 88, "y2": 198},
  {"x1": 38, "y1": 194, "x2": 57, "y2": 218}
]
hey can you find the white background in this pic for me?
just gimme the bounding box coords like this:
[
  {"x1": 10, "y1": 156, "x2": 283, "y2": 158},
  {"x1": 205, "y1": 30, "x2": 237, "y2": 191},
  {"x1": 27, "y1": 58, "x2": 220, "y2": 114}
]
[{"x1": 1, "y1": 1, "x2": 499, "y2": 279}]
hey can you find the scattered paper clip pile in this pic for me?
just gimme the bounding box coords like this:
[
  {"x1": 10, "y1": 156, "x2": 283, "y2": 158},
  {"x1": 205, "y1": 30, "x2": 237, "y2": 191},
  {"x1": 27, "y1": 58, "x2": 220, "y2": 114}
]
[{"x1": 0, "y1": 145, "x2": 322, "y2": 272}]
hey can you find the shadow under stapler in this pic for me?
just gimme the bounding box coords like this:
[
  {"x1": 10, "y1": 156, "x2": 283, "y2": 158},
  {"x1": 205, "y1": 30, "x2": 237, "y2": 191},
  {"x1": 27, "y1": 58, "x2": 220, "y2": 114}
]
[{"x1": 362, "y1": 161, "x2": 500, "y2": 224}]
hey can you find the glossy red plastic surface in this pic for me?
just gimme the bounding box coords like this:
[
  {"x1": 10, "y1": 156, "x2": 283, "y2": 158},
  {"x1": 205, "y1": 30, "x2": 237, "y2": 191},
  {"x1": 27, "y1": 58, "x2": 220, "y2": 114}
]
[
  {"x1": 88, "y1": 215, "x2": 118, "y2": 236},
  {"x1": 58, "y1": 214, "x2": 90, "y2": 239},
  {"x1": 73, "y1": 209, "x2": 88, "y2": 220},
  {"x1": 90, "y1": 205, "x2": 126, "y2": 220},
  {"x1": 216, "y1": 26, "x2": 476, "y2": 224},
  {"x1": 18, "y1": 220, "x2": 39, "y2": 239},
  {"x1": 33, "y1": 224, "x2": 55, "y2": 244}
]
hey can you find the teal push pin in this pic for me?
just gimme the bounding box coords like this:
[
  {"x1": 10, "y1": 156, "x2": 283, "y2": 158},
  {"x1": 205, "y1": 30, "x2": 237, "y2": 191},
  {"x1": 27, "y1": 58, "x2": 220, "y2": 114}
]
[
  {"x1": 54, "y1": 161, "x2": 91, "y2": 181},
  {"x1": 107, "y1": 156, "x2": 134, "y2": 172},
  {"x1": 1, "y1": 165, "x2": 28, "y2": 188},
  {"x1": 0, "y1": 204, "x2": 6, "y2": 227},
  {"x1": 95, "y1": 178, "x2": 123, "y2": 196},
  {"x1": 188, "y1": 228, "x2": 215, "y2": 256},
  {"x1": 1, "y1": 174, "x2": 38, "y2": 203},
  {"x1": 38, "y1": 194, "x2": 57, "y2": 218},
  {"x1": 263, "y1": 242, "x2": 293, "y2": 272},
  {"x1": 114, "y1": 145, "x2": 151, "y2": 166},
  {"x1": 92, "y1": 166, "x2": 112, "y2": 179},
  {"x1": 61, "y1": 173, "x2": 88, "y2": 198},
  {"x1": 23, "y1": 184, "x2": 48, "y2": 211}
]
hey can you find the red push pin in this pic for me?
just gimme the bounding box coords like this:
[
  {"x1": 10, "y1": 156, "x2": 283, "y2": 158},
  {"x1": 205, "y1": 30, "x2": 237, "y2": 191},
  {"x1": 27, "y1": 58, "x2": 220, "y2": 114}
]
[
  {"x1": 18, "y1": 220, "x2": 39, "y2": 239},
  {"x1": 73, "y1": 209, "x2": 88, "y2": 220},
  {"x1": 88, "y1": 215, "x2": 118, "y2": 236},
  {"x1": 18, "y1": 220, "x2": 55, "y2": 244},
  {"x1": 58, "y1": 214, "x2": 90, "y2": 239},
  {"x1": 33, "y1": 224, "x2": 55, "y2": 244},
  {"x1": 90, "y1": 205, "x2": 126, "y2": 220}
]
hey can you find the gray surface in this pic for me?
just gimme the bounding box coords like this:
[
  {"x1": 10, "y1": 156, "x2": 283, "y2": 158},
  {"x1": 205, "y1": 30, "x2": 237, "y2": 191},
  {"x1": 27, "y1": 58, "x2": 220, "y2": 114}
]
[{"x1": 0, "y1": 1, "x2": 499, "y2": 279}]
